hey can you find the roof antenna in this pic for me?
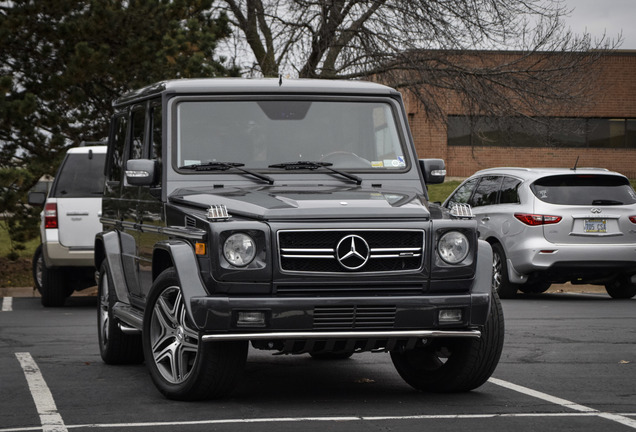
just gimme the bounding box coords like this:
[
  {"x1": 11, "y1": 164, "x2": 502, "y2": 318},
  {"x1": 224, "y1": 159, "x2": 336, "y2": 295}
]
[
  {"x1": 278, "y1": 74, "x2": 282, "y2": 86},
  {"x1": 571, "y1": 156, "x2": 579, "y2": 171}
]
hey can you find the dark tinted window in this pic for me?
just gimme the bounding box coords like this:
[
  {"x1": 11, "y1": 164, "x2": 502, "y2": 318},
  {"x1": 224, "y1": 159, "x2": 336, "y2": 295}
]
[
  {"x1": 500, "y1": 177, "x2": 522, "y2": 204},
  {"x1": 471, "y1": 176, "x2": 502, "y2": 207},
  {"x1": 130, "y1": 106, "x2": 145, "y2": 159},
  {"x1": 108, "y1": 115, "x2": 127, "y2": 182},
  {"x1": 531, "y1": 174, "x2": 636, "y2": 205},
  {"x1": 51, "y1": 152, "x2": 106, "y2": 197}
]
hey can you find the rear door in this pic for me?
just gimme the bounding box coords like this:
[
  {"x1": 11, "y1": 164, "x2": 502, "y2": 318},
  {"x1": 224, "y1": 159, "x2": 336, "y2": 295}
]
[
  {"x1": 51, "y1": 151, "x2": 106, "y2": 248},
  {"x1": 530, "y1": 173, "x2": 636, "y2": 245}
]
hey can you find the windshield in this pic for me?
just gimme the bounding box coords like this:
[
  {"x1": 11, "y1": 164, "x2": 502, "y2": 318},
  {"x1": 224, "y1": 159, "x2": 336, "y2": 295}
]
[{"x1": 174, "y1": 99, "x2": 407, "y2": 171}]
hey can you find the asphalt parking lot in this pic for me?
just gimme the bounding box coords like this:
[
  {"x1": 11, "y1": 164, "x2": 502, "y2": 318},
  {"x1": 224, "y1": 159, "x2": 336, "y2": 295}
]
[{"x1": 0, "y1": 288, "x2": 634, "y2": 432}]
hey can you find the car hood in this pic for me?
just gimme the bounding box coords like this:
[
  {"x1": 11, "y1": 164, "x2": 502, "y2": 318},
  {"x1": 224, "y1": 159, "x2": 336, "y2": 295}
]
[{"x1": 169, "y1": 185, "x2": 430, "y2": 220}]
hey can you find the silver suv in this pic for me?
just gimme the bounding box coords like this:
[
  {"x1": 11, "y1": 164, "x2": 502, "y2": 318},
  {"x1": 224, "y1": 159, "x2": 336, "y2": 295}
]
[
  {"x1": 29, "y1": 145, "x2": 107, "y2": 306},
  {"x1": 443, "y1": 167, "x2": 636, "y2": 299}
]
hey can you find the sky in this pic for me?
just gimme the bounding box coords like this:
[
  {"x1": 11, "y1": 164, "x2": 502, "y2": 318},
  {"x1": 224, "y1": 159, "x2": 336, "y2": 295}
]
[{"x1": 561, "y1": 0, "x2": 636, "y2": 49}]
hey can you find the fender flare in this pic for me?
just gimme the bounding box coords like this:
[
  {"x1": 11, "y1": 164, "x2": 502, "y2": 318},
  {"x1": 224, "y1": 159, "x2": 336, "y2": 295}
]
[
  {"x1": 153, "y1": 240, "x2": 209, "y2": 329},
  {"x1": 94, "y1": 231, "x2": 130, "y2": 305},
  {"x1": 470, "y1": 239, "x2": 494, "y2": 326}
]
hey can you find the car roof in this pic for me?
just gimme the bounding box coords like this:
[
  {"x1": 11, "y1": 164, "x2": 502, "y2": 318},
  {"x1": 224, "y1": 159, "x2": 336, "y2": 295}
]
[
  {"x1": 469, "y1": 167, "x2": 625, "y2": 181},
  {"x1": 114, "y1": 78, "x2": 400, "y2": 106}
]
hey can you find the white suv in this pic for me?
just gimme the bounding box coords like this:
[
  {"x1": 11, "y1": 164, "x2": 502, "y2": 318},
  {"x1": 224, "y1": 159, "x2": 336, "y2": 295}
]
[
  {"x1": 30, "y1": 145, "x2": 106, "y2": 306},
  {"x1": 443, "y1": 167, "x2": 636, "y2": 299}
]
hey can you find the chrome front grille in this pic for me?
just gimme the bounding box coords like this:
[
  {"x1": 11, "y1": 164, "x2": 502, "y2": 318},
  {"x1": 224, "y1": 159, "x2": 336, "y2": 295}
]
[{"x1": 278, "y1": 229, "x2": 425, "y2": 274}]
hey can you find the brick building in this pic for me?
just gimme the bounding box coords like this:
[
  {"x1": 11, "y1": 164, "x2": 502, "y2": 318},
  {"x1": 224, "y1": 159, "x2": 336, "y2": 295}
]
[{"x1": 403, "y1": 51, "x2": 636, "y2": 179}]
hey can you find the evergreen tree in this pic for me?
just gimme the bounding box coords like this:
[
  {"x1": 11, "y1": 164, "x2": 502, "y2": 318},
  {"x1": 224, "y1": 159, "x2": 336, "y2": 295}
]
[{"x1": 0, "y1": 0, "x2": 237, "y2": 257}]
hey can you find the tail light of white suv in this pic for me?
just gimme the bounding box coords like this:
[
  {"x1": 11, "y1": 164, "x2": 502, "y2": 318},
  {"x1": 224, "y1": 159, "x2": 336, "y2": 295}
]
[
  {"x1": 44, "y1": 203, "x2": 58, "y2": 229},
  {"x1": 514, "y1": 213, "x2": 562, "y2": 226}
]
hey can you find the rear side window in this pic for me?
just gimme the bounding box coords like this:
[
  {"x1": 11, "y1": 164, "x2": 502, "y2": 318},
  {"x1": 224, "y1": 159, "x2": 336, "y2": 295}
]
[
  {"x1": 51, "y1": 152, "x2": 106, "y2": 198},
  {"x1": 531, "y1": 174, "x2": 636, "y2": 205},
  {"x1": 500, "y1": 177, "x2": 522, "y2": 204}
]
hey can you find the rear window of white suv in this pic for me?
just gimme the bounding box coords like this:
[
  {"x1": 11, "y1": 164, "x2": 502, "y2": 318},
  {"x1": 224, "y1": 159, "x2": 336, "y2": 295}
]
[
  {"x1": 51, "y1": 152, "x2": 106, "y2": 198},
  {"x1": 530, "y1": 174, "x2": 636, "y2": 205}
]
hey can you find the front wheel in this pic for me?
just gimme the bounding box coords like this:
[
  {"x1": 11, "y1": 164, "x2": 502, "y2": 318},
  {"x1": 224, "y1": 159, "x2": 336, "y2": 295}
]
[
  {"x1": 390, "y1": 292, "x2": 505, "y2": 393},
  {"x1": 605, "y1": 276, "x2": 636, "y2": 299},
  {"x1": 143, "y1": 268, "x2": 248, "y2": 400}
]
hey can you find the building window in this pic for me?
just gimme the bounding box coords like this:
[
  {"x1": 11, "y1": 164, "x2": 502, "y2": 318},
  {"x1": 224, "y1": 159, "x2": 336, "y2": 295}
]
[{"x1": 448, "y1": 116, "x2": 636, "y2": 149}]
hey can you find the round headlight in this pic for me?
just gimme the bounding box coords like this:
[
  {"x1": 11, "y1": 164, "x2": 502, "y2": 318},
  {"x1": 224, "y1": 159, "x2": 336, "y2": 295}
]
[
  {"x1": 438, "y1": 231, "x2": 470, "y2": 264},
  {"x1": 223, "y1": 233, "x2": 256, "y2": 267}
]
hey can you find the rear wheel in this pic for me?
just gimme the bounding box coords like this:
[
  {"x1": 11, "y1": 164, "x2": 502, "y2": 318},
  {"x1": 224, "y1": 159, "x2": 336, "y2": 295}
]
[
  {"x1": 605, "y1": 276, "x2": 636, "y2": 299},
  {"x1": 143, "y1": 268, "x2": 248, "y2": 400},
  {"x1": 491, "y1": 243, "x2": 518, "y2": 299},
  {"x1": 32, "y1": 244, "x2": 43, "y2": 294},
  {"x1": 97, "y1": 261, "x2": 144, "y2": 364},
  {"x1": 519, "y1": 282, "x2": 551, "y2": 294},
  {"x1": 390, "y1": 292, "x2": 504, "y2": 393},
  {"x1": 40, "y1": 262, "x2": 73, "y2": 307}
]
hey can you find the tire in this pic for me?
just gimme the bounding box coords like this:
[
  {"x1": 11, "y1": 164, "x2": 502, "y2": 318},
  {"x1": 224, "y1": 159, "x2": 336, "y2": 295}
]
[
  {"x1": 32, "y1": 244, "x2": 43, "y2": 294},
  {"x1": 143, "y1": 268, "x2": 248, "y2": 400},
  {"x1": 97, "y1": 261, "x2": 144, "y2": 364},
  {"x1": 390, "y1": 292, "x2": 505, "y2": 393},
  {"x1": 519, "y1": 282, "x2": 551, "y2": 294},
  {"x1": 40, "y1": 262, "x2": 73, "y2": 307},
  {"x1": 605, "y1": 276, "x2": 636, "y2": 299},
  {"x1": 491, "y1": 243, "x2": 518, "y2": 299}
]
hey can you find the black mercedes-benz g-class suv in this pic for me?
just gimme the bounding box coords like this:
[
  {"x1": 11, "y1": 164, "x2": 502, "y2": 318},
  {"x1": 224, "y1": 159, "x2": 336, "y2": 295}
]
[{"x1": 95, "y1": 78, "x2": 503, "y2": 400}]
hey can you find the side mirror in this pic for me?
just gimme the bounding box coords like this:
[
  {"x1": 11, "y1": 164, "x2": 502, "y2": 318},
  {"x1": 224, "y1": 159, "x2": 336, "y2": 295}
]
[
  {"x1": 28, "y1": 191, "x2": 47, "y2": 206},
  {"x1": 126, "y1": 159, "x2": 157, "y2": 186},
  {"x1": 419, "y1": 158, "x2": 446, "y2": 185}
]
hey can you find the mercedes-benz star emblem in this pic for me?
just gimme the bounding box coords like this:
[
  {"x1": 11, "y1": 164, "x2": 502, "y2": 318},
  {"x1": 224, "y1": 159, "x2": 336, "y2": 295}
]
[{"x1": 336, "y1": 235, "x2": 370, "y2": 270}]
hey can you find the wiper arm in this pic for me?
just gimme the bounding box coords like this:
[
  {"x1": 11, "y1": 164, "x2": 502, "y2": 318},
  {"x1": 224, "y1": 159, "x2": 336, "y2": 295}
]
[
  {"x1": 268, "y1": 161, "x2": 362, "y2": 185},
  {"x1": 179, "y1": 162, "x2": 274, "y2": 185}
]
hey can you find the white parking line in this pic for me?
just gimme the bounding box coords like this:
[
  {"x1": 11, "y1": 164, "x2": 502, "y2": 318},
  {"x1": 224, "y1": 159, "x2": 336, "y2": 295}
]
[
  {"x1": 489, "y1": 377, "x2": 636, "y2": 429},
  {"x1": 1, "y1": 297, "x2": 12, "y2": 312},
  {"x1": 14, "y1": 353, "x2": 67, "y2": 432},
  {"x1": 1, "y1": 373, "x2": 634, "y2": 431}
]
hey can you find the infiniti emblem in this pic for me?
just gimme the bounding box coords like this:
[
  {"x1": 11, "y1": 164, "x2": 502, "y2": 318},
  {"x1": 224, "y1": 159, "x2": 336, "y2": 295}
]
[
  {"x1": 336, "y1": 235, "x2": 370, "y2": 270},
  {"x1": 590, "y1": 208, "x2": 602, "y2": 213}
]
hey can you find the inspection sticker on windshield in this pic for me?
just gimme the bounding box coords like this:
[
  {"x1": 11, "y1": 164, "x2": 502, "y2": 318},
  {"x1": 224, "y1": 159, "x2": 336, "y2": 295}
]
[{"x1": 584, "y1": 219, "x2": 607, "y2": 233}]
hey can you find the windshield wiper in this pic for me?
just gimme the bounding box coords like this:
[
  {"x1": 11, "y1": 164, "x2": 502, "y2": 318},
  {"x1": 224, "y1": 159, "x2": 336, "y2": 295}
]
[
  {"x1": 268, "y1": 161, "x2": 362, "y2": 185},
  {"x1": 179, "y1": 162, "x2": 274, "y2": 185}
]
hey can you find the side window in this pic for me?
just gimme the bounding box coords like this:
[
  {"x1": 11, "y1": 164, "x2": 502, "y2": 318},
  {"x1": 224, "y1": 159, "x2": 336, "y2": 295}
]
[
  {"x1": 471, "y1": 176, "x2": 502, "y2": 207},
  {"x1": 150, "y1": 102, "x2": 162, "y2": 162},
  {"x1": 107, "y1": 114, "x2": 127, "y2": 182},
  {"x1": 447, "y1": 177, "x2": 479, "y2": 206},
  {"x1": 500, "y1": 177, "x2": 522, "y2": 204},
  {"x1": 130, "y1": 105, "x2": 146, "y2": 160}
]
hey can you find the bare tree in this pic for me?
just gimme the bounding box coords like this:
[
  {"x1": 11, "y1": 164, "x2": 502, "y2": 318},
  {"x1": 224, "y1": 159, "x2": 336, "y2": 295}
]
[{"x1": 216, "y1": 0, "x2": 620, "y2": 120}]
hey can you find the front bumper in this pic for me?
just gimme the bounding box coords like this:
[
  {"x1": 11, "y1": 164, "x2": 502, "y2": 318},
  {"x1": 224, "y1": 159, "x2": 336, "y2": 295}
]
[{"x1": 190, "y1": 293, "x2": 490, "y2": 337}]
